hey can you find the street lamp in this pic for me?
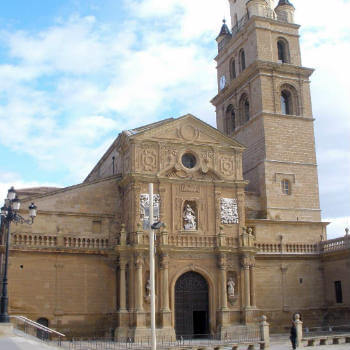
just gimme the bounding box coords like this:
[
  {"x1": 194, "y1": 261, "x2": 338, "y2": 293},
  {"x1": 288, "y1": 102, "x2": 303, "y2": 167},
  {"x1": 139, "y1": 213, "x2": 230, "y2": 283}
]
[{"x1": 0, "y1": 186, "x2": 37, "y2": 323}]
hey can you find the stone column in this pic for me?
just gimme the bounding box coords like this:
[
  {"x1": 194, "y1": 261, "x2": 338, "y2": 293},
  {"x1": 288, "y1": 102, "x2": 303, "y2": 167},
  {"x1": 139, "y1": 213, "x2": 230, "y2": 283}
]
[
  {"x1": 217, "y1": 253, "x2": 229, "y2": 336},
  {"x1": 160, "y1": 254, "x2": 170, "y2": 311},
  {"x1": 115, "y1": 258, "x2": 129, "y2": 340},
  {"x1": 119, "y1": 259, "x2": 127, "y2": 311},
  {"x1": 281, "y1": 264, "x2": 288, "y2": 311},
  {"x1": 220, "y1": 265, "x2": 228, "y2": 310},
  {"x1": 135, "y1": 254, "x2": 144, "y2": 312},
  {"x1": 243, "y1": 258, "x2": 251, "y2": 308},
  {"x1": 160, "y1": 253, "x2": 172, "y2": 330},
  {"x1": 250, "y1": 260, "x2": 256, "y2": 307}
]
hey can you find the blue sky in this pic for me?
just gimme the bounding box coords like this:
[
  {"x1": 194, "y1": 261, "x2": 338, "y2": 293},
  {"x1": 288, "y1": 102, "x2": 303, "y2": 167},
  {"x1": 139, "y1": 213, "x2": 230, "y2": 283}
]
[{"x1": 0, "y1": 0, "x2": 349, "y2": 238}]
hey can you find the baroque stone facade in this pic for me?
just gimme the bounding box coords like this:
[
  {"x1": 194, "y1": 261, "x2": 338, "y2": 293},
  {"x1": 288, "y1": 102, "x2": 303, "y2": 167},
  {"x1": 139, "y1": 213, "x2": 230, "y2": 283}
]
[{"x1": 0, "y1": 0, "x2": 349, "y2": 338}]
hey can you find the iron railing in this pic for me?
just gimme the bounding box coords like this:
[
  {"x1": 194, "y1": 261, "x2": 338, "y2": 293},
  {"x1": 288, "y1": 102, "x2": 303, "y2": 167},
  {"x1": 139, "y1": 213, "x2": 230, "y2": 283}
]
[
  {"x1": 63, "y1": 326, "x2": 261, "y2": 350},
  {"x1": 10, "y1": 315, "x2": 66, "y2": 346}
]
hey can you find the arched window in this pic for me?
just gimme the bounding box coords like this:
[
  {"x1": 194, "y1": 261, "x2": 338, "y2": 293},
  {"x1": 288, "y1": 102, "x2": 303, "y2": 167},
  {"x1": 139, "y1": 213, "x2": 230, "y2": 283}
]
[
  {"x1": 281, "y1": 90, "x2": 291, "y2": 115},
  {"x1": 239, "y1": 49, "x2": 246, "y2": 72},
  {"x1": 280, "y1": 84, "x2": 299, "y2": 115},
  {"x1": 281, "y1": 179, "x2": 291, "y2": 195},
  {"x1": 239, "y1": 94, "x2": 250, "y2": 124},
  {"x1": 230, "y1": 59, "x2": 236, "y2": 80},
  {"x1": 277, "y1": 38, "x2": 289, "y2": 63},
  {"x1": 225, "y1": 105, "x2": 236, "y2": 134}
]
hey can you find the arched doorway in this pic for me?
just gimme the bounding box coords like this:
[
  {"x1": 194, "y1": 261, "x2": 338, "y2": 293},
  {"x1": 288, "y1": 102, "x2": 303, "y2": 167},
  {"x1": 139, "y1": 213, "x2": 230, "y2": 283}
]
[
  {"x1": 36, "y1": 317, "x2": 49, "y2": 340},
  {"x1": 175, "y1": 271, "x2": 209, "y2": 338}
]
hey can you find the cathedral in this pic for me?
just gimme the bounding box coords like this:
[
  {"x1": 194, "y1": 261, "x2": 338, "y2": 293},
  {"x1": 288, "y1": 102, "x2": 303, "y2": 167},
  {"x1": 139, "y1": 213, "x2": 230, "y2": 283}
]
[{"x1": 1, "y1": 0, "x2": 349, "y2": 338}]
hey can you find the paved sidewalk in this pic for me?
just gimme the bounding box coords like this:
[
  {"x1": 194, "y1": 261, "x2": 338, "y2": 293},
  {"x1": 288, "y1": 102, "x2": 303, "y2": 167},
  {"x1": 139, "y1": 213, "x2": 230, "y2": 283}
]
[
  {"x1": 0, "y1": 336, "x2": 60, "y2": 350},
  {"x1": 1, "y1": 335, "x2": 349, "y2": 350},
  {"x1": 270, "y1": 341, "x2": 349, "y2": 350}
]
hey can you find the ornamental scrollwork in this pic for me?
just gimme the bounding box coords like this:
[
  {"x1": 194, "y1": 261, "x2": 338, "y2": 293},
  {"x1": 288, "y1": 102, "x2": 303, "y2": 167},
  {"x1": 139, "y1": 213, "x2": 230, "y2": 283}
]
[
  {"x1": 140, "y1": 194, "x2": 160, "y2": 229},
  {"x1": 220, "y1": 198, "x2": 239, "y2": 224}
]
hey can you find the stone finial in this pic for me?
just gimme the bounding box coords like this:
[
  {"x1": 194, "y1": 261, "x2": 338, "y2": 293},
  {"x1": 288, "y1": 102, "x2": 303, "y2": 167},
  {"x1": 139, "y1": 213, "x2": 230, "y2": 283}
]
[
  {"x1": 217, "y1": 19, "x2": 231, "y2": 38},
  {"x1": 135, "y1": 222, "x2": 143, "y2": 245},
  {"x1": 260, "y1": 315, "x2": 270, "y2": 348},
  {"x1": 345, "y1": 227, "x2": 349, "y2": 236},
  {"x1": 120, "y1": 223, "x2": 127, "y2": 246}
]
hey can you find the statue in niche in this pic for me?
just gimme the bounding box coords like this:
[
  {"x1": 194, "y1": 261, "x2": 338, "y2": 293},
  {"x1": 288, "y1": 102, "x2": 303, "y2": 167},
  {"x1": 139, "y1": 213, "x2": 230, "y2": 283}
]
[
  {"x1": 183, "y1": 204, "x2": 197, "y2": 230},
  {"x1": 227, "y1": 277, "x2": 235, "y2": 298},
  {"x1": 146, "y1": 279, "x2": 151, "y2": 297}
]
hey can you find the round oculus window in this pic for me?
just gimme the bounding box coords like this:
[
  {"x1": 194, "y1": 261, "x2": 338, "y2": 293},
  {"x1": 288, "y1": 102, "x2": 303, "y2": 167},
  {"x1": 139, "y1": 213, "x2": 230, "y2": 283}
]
[{"x1": 182, "y1": 153, "x2": 197, "y2": 169}]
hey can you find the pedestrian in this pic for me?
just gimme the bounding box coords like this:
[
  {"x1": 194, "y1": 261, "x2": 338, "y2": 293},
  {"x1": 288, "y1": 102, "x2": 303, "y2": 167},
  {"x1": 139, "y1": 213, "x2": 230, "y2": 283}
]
[{"x1": 290, "y1": 321, "x2": 297, "y2": 349}]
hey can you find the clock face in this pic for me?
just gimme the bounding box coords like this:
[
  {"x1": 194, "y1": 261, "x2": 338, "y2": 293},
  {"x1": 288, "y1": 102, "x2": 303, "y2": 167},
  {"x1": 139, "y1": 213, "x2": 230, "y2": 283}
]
[{"x1": 220, "y1": 75, "x2": 226, "y2": 90}]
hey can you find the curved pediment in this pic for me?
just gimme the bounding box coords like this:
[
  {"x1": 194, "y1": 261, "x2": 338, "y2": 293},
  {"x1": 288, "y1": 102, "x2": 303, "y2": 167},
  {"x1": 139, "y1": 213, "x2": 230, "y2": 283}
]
[{"x1": 159, "y1": 164, "x2": 223, "y2": 181}]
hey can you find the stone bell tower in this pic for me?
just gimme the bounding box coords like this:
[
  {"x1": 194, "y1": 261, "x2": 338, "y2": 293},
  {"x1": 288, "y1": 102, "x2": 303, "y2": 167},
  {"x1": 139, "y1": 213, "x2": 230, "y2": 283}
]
[{"x1": 212, "y1": 0, "x2": 322, "y2": 223}]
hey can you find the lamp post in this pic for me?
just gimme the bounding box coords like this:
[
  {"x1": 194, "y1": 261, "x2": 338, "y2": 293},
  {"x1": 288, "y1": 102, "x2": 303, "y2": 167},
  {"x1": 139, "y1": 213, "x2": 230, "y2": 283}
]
[
  {"x1": 0, "y1": 187, "x2": 37, "y2": 323},
  {"x1": 148, "y1": 184, "x2": 165, "y2": 350}
]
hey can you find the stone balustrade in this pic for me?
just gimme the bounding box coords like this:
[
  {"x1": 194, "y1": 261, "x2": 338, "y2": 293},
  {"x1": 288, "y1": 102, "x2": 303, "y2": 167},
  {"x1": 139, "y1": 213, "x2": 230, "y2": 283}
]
[
  {"x1": 320, "y1": 235, "x2": 350, "y2": 252},
  {"x1": 285, "y1": 243, "x2": 318, "y2": 253},
  {"x1": 168, "y1": 234, "x2": 217, "y2": 248},
  {"x1": 11, "y1": 233, "x2": 109, "y2": 250},
  {"x1": 12, "y1": 233, "x2": 57, "y2": 247},
  {"x1": 64, "y1": 237, "x2": 109, "y2": 249},
  {"x1": 255, "y1": 242, "x2": 318, "y2": 254}
]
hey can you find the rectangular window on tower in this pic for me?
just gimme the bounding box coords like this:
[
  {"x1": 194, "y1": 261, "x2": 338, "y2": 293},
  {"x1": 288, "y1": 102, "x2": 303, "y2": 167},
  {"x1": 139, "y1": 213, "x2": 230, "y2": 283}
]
[{"x1": 334, "y1": 281, "x2": 343, "y2": 304}]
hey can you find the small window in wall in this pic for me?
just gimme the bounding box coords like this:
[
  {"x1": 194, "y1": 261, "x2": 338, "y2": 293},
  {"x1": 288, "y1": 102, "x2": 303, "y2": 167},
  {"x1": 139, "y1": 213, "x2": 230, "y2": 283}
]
[
  {"x1": 334, "y1": 281, "x2": 343, "y2": 304},
  {"x1": 239, "y1": 49, "x2": 246, "y2": 72},
  {"x1": 92, "y1": 220, "x2": 102, "y2": 234},
  {"x1": 230, "y1": 59, "x2": 236, "y2": 80},
  {"x1": 281, "y1": 90, "x2": 292, "y2": 115},
  {"x1": 281, "y1": 179, "x2": 291, "y2": 195},
  {"x1": 277, "y1": 39, "x2": 289, "y2": 63},
  {"x1": 225, "y1": 104, "x2": 236, "y2": 134},
  {"x1": 239, "y1": 94, "x2": 250, "y2": 123}
]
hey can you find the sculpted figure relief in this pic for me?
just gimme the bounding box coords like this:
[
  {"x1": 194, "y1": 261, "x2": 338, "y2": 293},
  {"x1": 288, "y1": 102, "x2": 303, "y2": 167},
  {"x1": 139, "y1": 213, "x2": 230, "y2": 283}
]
[
  {"x1": 146, "y1": 279, "x2": 151, "y2": 297},
  {"x1": 227, "y1": 277, "x2": 235, "y2": 298},
  {"x1": 183, "y1": 204, "x2": 197, "y2": 230}
]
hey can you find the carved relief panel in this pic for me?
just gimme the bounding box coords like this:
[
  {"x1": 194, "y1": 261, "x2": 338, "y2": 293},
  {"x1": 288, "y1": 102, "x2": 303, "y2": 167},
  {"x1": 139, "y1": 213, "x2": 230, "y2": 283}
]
[
  {"x1": 136, "y1": 143, "x2": 158, "y2": 173},
  {"x1": 218, "y1": 153, "x2": 235, "y2": 178},
  {"x1": 140, "y1": 194, "x2": 160, "y2": 229},
  {"x1": 220, "y1": 198, "x2": 239, "y2": 224}
]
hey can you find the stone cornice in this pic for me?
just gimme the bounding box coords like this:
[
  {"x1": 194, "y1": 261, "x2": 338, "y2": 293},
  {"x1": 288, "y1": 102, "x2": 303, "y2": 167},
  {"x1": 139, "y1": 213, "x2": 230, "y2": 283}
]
[
  {"x1": 19, "y1": 210, "x2": 115, "y2": 218},
  {"x1": 247, "y1": 219, "x2": 329, "y2": 226},
  {"x1": 211, "y1": 60, "x2": 314, "y2": 107},
  {"x1": 10, "y1": 247, "x2": 111, "y2": 255},
  {"x1": 215, "y1": 15, "x2": 300, "y2": 61},
  {"x1": 20, "y1": 174, "x2": 122, "y2": 204},
  {"x1": 117, "y1": 173, "x2": 248, "y2": 188}
]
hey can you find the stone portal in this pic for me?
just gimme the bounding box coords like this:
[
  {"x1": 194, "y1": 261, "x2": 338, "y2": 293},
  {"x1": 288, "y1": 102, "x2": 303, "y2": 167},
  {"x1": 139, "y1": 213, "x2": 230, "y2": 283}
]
[{"x1": 175, "y1": 271, "x2": 209, "y2": 337}]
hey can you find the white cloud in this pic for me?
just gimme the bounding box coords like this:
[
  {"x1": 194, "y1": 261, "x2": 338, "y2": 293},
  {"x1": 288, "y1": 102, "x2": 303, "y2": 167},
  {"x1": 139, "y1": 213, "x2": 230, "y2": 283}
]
[
  {"x1": 325, "y1": 216, "x2": 350, "y2": 240},
  {"x1": 0, "y1": 171, "x2": 61, "y2": 207}
]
